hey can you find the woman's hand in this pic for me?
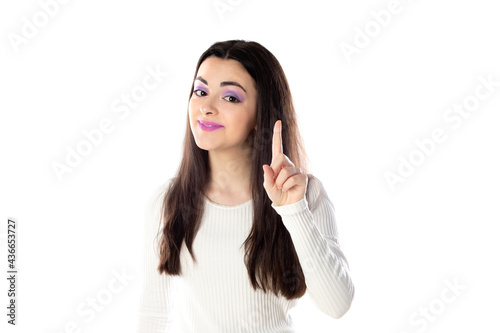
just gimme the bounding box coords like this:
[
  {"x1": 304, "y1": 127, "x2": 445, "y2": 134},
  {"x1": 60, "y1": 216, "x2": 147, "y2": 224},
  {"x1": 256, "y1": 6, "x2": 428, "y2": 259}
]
[{"x1": 262, "y1": 120, "x2": 308, "y2": 207}]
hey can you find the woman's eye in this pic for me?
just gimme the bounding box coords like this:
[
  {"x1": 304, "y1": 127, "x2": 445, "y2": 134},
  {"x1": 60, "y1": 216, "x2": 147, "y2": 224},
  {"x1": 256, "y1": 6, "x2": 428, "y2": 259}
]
[
  {"x1": 193, "y1": 89, "x2": 206, "y2": 97},
  {"x1": 223, "y1": 95, "x2": 240, "y2": 103}
]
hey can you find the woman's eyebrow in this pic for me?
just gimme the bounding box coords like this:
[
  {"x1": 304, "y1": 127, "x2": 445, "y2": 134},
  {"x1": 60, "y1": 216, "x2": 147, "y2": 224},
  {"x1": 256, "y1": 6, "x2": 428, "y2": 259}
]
[{"x1": 195, "y1": 76, "x2": 247, "y2": 93}]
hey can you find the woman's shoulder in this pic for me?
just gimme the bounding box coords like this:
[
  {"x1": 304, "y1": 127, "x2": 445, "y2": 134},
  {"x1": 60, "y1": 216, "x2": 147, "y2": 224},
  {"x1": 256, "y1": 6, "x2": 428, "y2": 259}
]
[
  {"x1": 151, "y1": 177, "x2": 176, "y2": 200},
  {"x1": 306, "y1": 173, "x2": 323, "y2": 198},
  {"x1": 146, "y1": 177, "x2": 176, "y2": 221},
  {"x1": 305, "y1": 174, "x2": 334, "y2": 212},
  {"x1": 143, "y1": 177, "x2": 178, "y2": 237}
]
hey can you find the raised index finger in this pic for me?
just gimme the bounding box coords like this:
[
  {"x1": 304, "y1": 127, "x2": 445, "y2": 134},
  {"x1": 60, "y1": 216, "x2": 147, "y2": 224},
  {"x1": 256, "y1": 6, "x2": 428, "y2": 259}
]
[{"x1": 272, "y1": 120, "x2": 283, "y2": 162}]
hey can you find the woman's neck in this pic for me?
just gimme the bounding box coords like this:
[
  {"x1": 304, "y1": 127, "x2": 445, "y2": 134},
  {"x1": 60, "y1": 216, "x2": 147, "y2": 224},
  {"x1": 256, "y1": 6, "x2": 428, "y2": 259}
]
[{"x1": 207, "y1": 147, "x2": 253, "y2": 196}]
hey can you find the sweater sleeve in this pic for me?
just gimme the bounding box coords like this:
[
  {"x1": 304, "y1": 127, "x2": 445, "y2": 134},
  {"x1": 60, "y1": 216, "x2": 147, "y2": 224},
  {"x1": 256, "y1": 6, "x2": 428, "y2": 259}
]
[
  {"x1": 271, "y1": 176, "x2": 355, "y2": 319},
  {"x1": 137, "y1": 180, "x2": 178, "y2": 332}
]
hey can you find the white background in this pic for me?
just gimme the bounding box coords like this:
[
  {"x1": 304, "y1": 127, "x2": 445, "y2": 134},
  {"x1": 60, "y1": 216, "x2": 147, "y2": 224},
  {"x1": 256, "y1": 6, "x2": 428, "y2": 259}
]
[{"x1": 1, "y1": 0, "x2": 499, "y2": 332}]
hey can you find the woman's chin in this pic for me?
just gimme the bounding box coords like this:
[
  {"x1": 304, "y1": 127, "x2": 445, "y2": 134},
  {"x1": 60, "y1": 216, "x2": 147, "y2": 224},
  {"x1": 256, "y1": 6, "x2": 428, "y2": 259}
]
[{"x1": 194, "y1": 140, "x2": 219, "y2": 152}]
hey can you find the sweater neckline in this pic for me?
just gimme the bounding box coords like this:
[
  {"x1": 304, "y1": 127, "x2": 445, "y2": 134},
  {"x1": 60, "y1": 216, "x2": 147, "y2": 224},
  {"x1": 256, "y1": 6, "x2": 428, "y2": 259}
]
[{"x1": 203, "y1": 195, "x2": 253, "y2": 209}]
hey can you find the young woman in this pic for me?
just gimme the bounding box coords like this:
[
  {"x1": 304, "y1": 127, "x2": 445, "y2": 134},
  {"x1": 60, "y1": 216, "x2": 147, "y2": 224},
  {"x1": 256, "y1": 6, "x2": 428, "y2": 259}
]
[{"x1": 137, "y1": 40, "x2": 354, "y2": 332}]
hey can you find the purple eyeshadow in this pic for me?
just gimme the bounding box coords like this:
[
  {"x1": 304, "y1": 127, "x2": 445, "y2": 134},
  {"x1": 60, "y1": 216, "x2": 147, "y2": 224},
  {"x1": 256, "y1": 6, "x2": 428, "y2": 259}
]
[
  {"x1": 193, "y1": 84, "x2": 245, "y2": 102},
  {"x1": 224, "y1": 90, "x2": 245, "y2": 102},
  {"x1": 194, "y1": 85, "x2": 206, "y2": 92}
]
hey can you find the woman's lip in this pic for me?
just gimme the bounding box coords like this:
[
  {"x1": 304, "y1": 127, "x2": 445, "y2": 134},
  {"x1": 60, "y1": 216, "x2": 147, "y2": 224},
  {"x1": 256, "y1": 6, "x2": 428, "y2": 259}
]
[
  {"x1": 198, "y1": 120, "x2": 224, "y2": 131},
  {"x1": 198, "y1": 120, "x2": 224, "y2": 127}
]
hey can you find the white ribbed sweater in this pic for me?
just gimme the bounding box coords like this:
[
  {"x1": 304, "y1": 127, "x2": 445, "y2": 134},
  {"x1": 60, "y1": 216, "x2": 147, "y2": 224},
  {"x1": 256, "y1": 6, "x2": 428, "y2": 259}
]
[{"x1": 136, "y1": 176, "x2": 354, "y2": 332}]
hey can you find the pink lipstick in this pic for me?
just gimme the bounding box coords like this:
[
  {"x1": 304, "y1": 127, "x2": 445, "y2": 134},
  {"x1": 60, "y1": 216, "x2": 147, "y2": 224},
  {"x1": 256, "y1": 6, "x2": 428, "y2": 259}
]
[{"x1": 198, "y1": 120, "x2": 224, "y2": 132}]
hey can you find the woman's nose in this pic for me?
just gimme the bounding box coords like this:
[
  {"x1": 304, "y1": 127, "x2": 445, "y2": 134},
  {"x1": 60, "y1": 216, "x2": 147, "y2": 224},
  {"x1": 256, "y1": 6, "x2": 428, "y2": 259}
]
[{"x1": 200, "y1": 94, "x2": 218, "y2": 115}]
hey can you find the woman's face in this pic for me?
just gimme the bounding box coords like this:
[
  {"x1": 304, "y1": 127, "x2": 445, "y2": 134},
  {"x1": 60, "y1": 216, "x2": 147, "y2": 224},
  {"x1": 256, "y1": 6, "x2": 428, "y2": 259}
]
[{"x1": 189, "y1": 56, "x2": 257, "y2": 153}]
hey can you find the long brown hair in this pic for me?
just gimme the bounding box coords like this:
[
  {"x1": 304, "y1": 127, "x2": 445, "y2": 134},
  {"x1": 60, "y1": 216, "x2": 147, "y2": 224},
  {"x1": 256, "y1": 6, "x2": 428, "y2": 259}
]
[{"x1": 157, "y1": 40, "x2": 318, "y2": 299}]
